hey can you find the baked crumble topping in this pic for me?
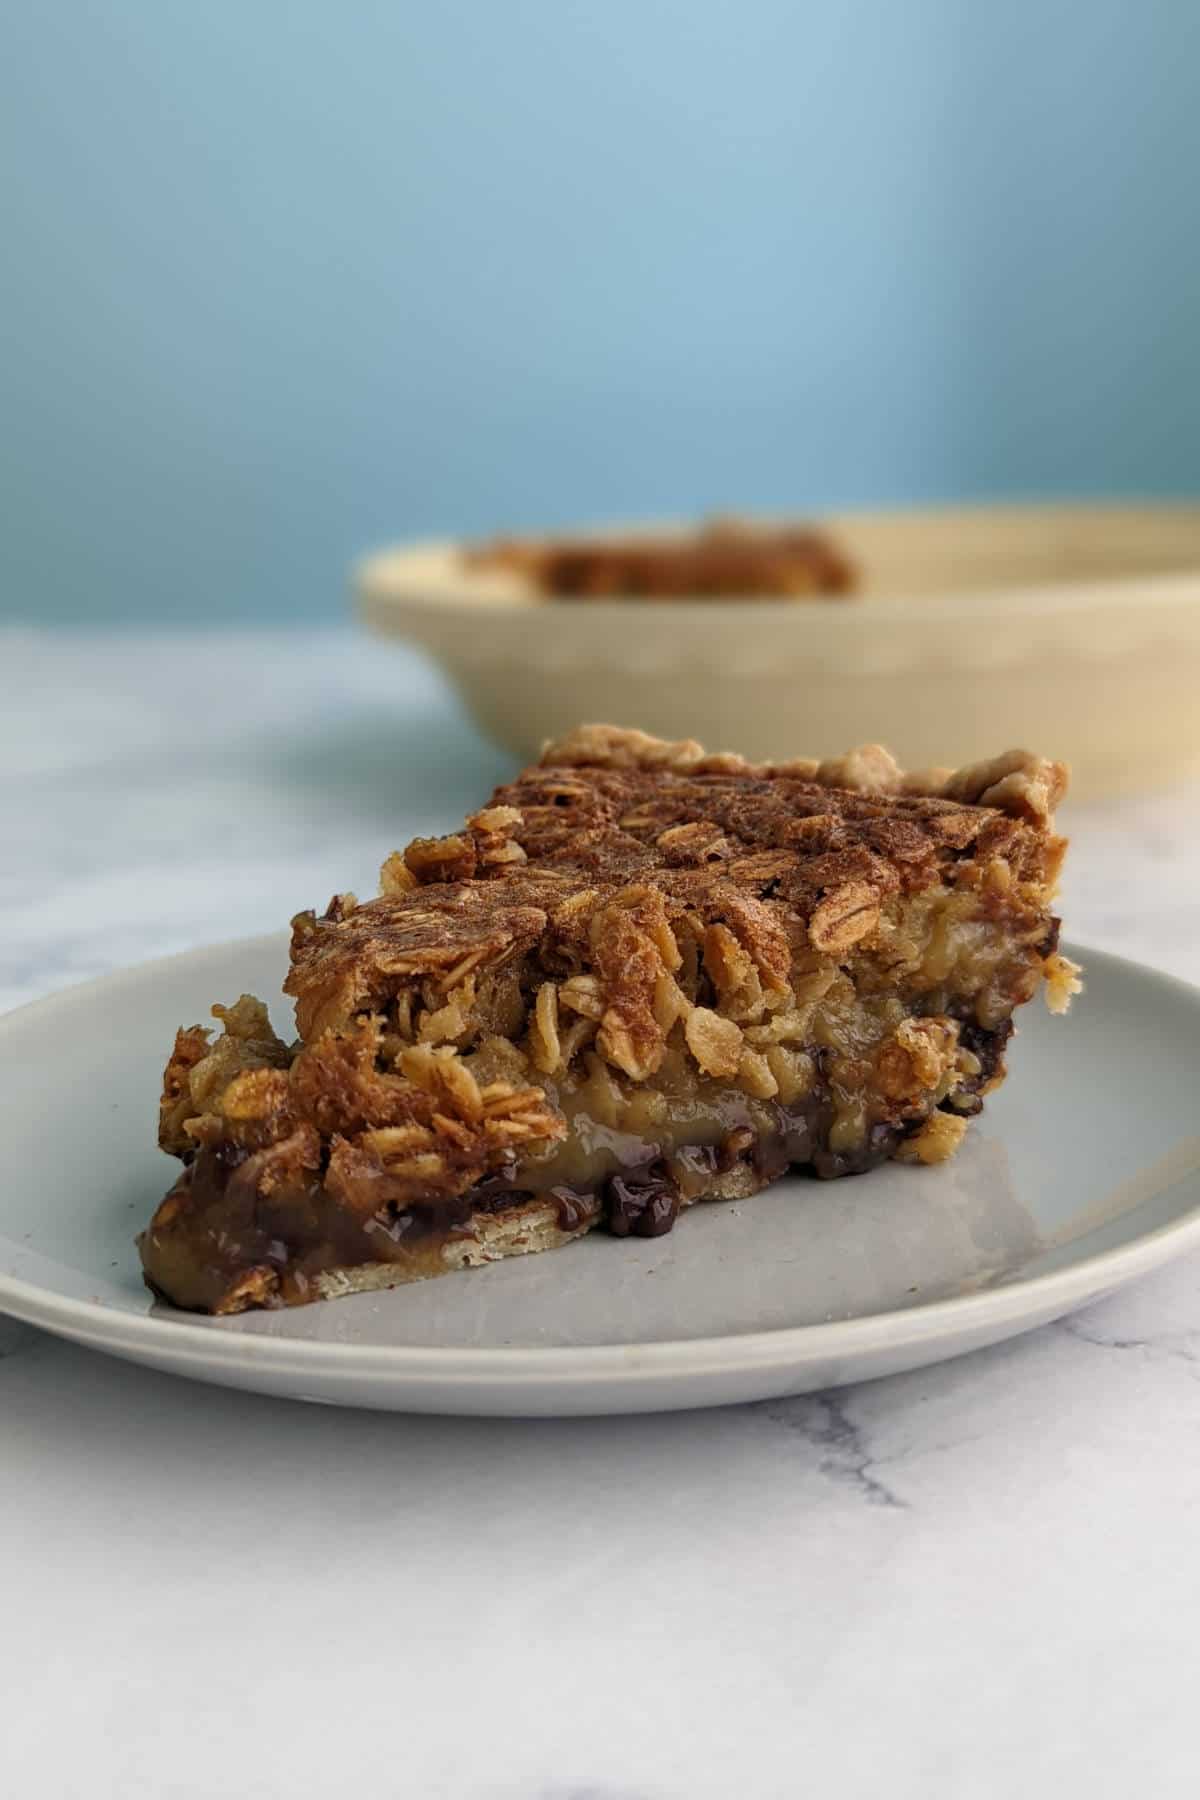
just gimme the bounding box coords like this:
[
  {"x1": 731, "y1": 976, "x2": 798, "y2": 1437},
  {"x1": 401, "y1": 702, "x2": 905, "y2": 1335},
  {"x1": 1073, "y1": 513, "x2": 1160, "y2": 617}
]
[
  {"x1": 465, "y1": 518, "x2": 857, "y2": 600},
  {"x1": 141, "y1": 727, "x2": 1076, "y2": 1313}
]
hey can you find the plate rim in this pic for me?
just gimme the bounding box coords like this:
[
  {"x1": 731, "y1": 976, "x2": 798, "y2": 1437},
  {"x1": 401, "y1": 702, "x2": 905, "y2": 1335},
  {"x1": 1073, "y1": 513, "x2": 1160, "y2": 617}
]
[{"x1": 2, "y1": 935, "x2": 1198, "y2": 1388}]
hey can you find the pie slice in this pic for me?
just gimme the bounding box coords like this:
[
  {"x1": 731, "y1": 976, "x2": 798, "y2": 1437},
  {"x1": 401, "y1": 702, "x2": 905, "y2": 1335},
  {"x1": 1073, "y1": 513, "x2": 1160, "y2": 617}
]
[
  {"x1": 465, "y1": 517, "x2": 857, "y2": 599},
  {"x1": 140, "y1": 725, "x2": 1079, "y2": 1313}
]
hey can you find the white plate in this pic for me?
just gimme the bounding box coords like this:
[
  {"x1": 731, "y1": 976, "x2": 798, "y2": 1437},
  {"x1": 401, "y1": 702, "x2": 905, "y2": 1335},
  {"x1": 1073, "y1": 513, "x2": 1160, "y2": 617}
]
[{"x1": 1, "y1": 936, "x2": 1198, "y2": 1415}]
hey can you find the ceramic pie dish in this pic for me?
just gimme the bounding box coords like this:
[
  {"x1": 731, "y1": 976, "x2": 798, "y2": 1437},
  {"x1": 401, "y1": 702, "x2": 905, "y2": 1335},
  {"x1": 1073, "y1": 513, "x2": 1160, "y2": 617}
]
[{"x1": 357, "y1": 503, "x2": 1200, "y2": 799}]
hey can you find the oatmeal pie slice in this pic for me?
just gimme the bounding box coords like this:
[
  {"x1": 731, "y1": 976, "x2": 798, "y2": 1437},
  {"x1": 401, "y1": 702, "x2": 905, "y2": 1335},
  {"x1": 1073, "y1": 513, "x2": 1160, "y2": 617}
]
[
  {"x1": 140, "y1": 726, "x2": 1079, "y2": 1313},
  {"x1": 466, "y1": 517, "x2": 856, "y2": 599}
]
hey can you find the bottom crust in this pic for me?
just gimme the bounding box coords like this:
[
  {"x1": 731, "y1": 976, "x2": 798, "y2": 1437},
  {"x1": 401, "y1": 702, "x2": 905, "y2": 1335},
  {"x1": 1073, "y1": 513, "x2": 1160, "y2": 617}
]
[
  {"x1": 306, "y1": 1160, "x2": 770, "y2": 1303},
  {"x1": 310, "y1": 1200, "x2": 596, "y2": 1300}
]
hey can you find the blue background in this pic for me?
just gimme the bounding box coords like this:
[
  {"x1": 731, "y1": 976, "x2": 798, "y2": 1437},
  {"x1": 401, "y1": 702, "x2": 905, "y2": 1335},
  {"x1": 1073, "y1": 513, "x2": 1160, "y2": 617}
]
[{"x1": 3, "y1": 0, "x2": 1199, "y2": 624}]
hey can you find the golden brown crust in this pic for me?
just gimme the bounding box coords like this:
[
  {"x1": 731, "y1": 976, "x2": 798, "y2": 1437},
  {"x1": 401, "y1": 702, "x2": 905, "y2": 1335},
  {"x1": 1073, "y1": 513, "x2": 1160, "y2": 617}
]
[
  {"x1": 308, "y1": 1200, "x2": 599, "y2": 1304},
  {"x1": 541, "y1": 725, "x2": 1068, "y2": 823}
]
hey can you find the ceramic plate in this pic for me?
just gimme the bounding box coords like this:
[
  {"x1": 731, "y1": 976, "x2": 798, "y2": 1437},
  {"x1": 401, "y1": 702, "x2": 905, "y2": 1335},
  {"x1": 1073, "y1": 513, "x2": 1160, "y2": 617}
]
[{"x1": 1, "y1": 936, "x2": 1198, "y2": 1416}]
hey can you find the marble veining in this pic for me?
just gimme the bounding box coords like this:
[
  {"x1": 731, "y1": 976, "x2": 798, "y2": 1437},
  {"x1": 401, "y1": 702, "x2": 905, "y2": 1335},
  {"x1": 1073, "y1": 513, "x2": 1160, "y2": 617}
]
[
  {"x1": 757, "y1": 1391, "x2": 908, "y2": 1509},
  {"x1": 1058, "y1": 1310, "x2": 1200, "y2": 1374},
  {"x1": 4, "y1": 627, "x2": 1200, "y2": 1799}
]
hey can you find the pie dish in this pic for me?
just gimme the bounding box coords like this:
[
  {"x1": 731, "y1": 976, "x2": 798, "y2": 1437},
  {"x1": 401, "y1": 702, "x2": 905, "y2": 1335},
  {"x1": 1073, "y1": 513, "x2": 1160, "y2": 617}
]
[
  {"x1": 358, "y1": 504, "x2": 1200, "y2": 794},
  {"x1": 139, "y1": 725, "x2": 1079, "y2": 1314},
  {"x1": 465, "y1": 516, "x2": 856, "y2": 599}
]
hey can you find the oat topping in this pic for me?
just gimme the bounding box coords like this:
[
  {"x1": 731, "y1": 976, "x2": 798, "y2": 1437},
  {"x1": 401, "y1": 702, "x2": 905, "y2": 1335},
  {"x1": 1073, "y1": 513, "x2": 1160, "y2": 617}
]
[{"x1": 172, "y1": 724, "x2": 1068, "y2": 1187}]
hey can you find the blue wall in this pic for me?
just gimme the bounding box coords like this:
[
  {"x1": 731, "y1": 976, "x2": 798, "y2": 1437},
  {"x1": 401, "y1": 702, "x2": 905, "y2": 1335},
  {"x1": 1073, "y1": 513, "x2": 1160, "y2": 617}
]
[{"x1": 4, "y1": 0, "x2": 1199, "y2": 623}]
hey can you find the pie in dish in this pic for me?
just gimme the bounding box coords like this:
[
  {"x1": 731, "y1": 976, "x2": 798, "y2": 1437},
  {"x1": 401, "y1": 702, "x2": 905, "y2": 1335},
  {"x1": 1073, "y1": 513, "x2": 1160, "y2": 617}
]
[
  {"x1": 140, "y1": 726, "x2": 1079, "y2": 1313},
  {"x1": 465, "y1": 517, "x2": 856, "y2": 599}
]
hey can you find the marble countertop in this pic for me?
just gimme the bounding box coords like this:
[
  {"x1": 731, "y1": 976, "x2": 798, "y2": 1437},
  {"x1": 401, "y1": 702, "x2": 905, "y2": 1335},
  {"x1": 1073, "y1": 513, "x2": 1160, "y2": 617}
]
[{"x1": 4, "y1": 628, "x2": 1200, "y2": 1799}]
